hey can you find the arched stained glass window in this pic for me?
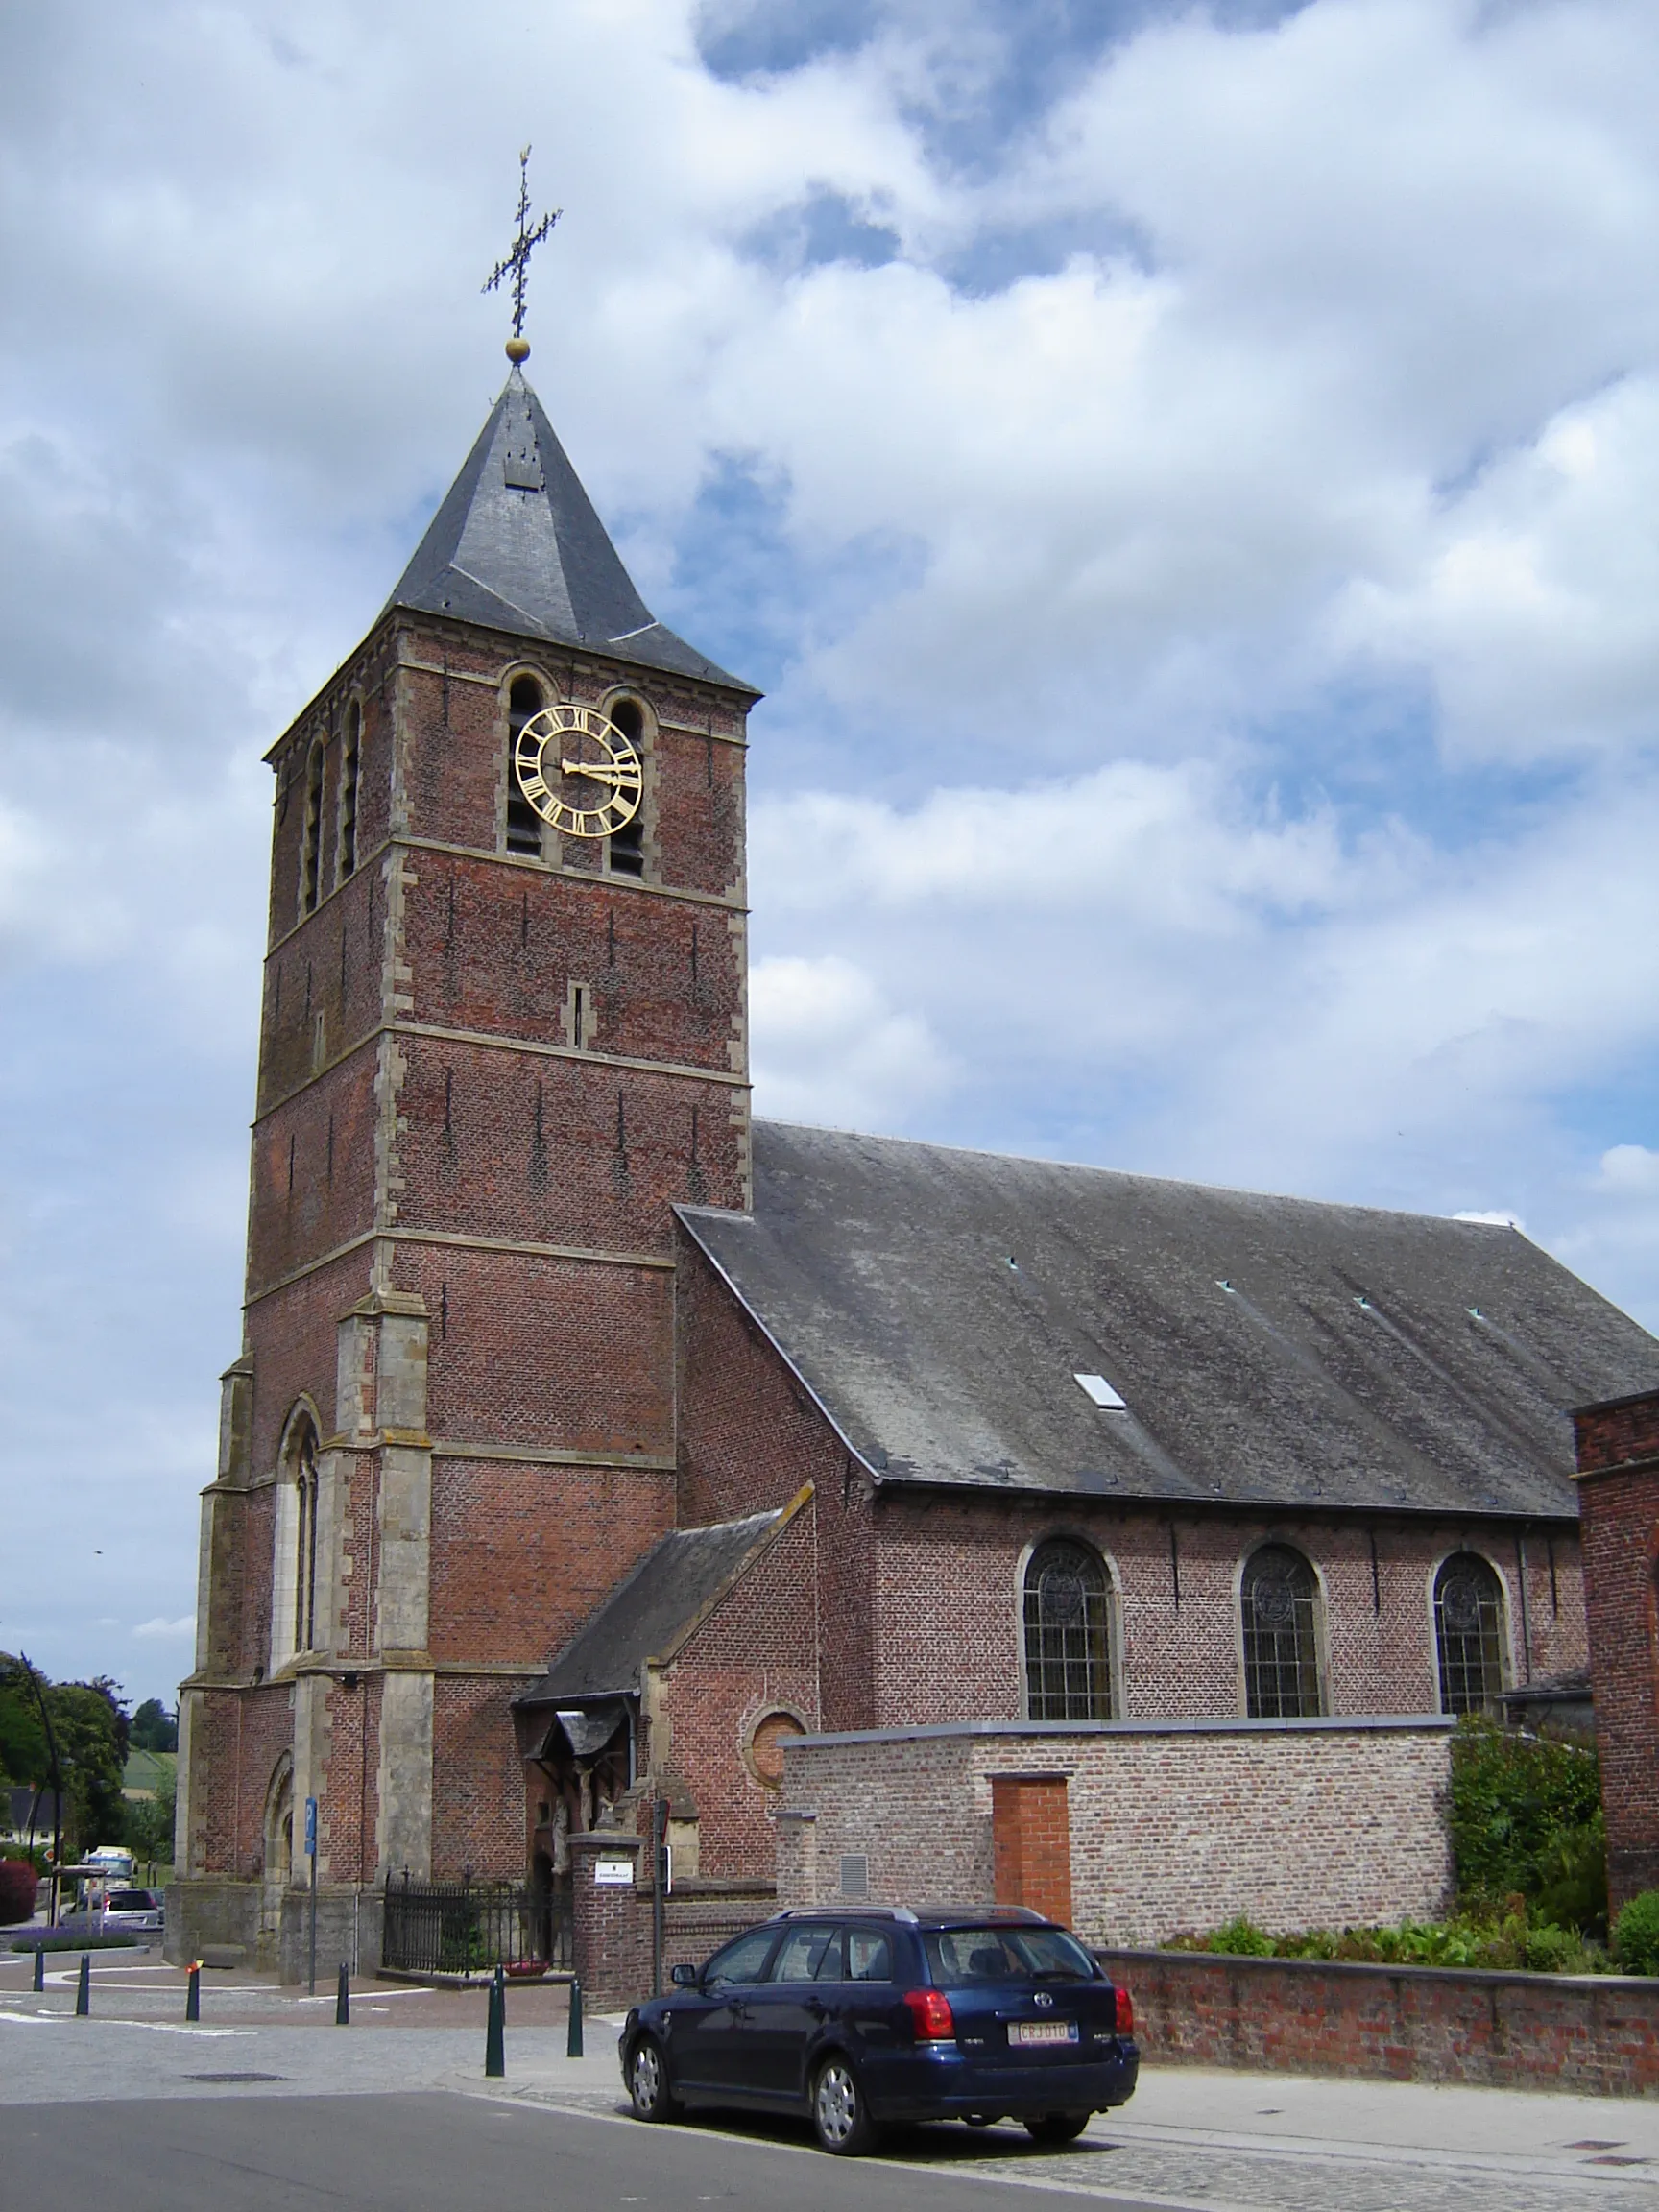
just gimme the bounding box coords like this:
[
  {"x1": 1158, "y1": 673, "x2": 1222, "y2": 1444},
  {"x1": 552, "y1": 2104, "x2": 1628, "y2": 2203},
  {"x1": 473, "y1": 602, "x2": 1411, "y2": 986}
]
[
  {"x1": 1022, "y1": 1540, "x2": 1112, "y2": 1720},
  {"x1": 1434, "y1": 1553, "x2": 1505, "y2": 1715},
  {"x1": 1241, "y1": 1545, "x2": 1322, "y2": 1718}
]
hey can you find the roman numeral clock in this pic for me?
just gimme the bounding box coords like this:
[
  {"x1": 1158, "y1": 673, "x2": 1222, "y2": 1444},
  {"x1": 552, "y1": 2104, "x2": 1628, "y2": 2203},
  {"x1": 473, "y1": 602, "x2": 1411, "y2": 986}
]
[{"x1": 513, "y1": 701, "x2": 644, "y2": 839}]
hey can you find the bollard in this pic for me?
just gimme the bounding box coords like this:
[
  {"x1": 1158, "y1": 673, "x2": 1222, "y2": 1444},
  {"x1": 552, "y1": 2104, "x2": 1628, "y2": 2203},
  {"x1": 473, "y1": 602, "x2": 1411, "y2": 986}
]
[
  {"x1": 335, "y1": 1960, "x2": 349, "y2": 2026},
  {"x1": 484, "y1": 1966, "x2": 505, "y2": 2079},
  {"x1": 566, "y1": 1975, "x2": 583, "y2": 2058},
  {"x1": 75, "y1": 1954, "x2": 90, "y2": 2016},
  {"x1": 33, "y1": 1946, "x2": 43, "y2": 1993},
  {"x1": 185, "y1": 1961, "x2": 201, "y2": 2022}
]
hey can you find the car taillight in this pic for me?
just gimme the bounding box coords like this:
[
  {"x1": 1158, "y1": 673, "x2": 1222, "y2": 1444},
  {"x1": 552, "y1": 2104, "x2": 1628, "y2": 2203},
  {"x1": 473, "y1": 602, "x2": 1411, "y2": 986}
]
[
  {"x1": 1115, "y1": 1985, "x2": 1134, "y2": 2036},
  {"x1": 902, "y1": 1987, "x2": 955, "y2": 2041}
]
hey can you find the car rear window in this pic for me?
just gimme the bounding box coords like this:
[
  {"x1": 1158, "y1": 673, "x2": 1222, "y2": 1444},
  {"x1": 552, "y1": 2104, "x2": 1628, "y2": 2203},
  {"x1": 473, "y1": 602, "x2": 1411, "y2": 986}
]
[
  {"x1": 107, "y1": 1892, "x2": 154, "y2": 1910},
  {"x1": 924, "y1": 1925, "x2": 1097, "y2": 1984},
  {"x1": 843, "y1": 1928, "x2": 893, "y2": 1983}
]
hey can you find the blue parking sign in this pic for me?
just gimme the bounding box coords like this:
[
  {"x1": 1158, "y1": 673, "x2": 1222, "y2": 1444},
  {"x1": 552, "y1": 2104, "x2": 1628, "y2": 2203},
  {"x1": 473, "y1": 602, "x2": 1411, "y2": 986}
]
[{"x1": 304, "y1": 1796, "x2": 317, "y2": 1856}]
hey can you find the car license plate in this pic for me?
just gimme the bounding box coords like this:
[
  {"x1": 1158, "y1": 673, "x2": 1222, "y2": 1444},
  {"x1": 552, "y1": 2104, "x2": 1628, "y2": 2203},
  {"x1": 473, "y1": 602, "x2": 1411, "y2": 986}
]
[{"x1": 1010, "y1": 2020, "x2": 1078, "y2": 2047}]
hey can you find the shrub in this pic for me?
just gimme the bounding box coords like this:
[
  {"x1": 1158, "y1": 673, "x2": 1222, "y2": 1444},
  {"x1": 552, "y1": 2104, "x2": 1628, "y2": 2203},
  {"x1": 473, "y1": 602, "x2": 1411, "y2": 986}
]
[
  {"x1": 1450, "y1": 1717, "x2": 1606, "y2": 1933},
  {"x1": 1613, "y1": 1891, "x2": 1659, "y2": 1977},
  {"x1": 0, "y1": 1859, "x2": 40, "y2": 1926}
]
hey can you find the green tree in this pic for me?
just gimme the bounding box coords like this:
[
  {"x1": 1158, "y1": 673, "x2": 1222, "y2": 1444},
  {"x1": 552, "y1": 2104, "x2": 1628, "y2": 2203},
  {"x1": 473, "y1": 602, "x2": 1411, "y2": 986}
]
[
  {"x1": 0, "y1": 1657, "x2": 49, "y2": 1789},
  {"x1": 130, "y1": 1699, "x2": 178, "y2": 1753},
  {"x1": 45, "y1": 1679, "x2": 130, "y2": 1854}
]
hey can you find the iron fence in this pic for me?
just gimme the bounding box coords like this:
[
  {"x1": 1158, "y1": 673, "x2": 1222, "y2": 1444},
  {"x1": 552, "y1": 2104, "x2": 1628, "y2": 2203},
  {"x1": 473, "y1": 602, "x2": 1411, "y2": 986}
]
[{"x1": 382, "y1": 1873, "x2": 570, "y2": 1977}]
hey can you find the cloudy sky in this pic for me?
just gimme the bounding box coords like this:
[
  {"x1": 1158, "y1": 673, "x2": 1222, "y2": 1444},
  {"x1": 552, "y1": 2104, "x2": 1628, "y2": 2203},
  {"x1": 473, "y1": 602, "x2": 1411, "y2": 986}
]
[{"x1": 3, "y1": 0, "x2": 1658, "y2": 1704}]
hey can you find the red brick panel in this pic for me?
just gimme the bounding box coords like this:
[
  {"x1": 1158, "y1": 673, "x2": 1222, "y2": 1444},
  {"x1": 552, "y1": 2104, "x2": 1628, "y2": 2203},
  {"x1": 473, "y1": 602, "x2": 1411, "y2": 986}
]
[
  {"x1": 655, "y1": 1504, "x2": 821, "y2": 1878},
  {"x1": 247, "y1": 1045, "x2": 381, "y2": 1291},
  {"x1": 1575, "y1": 1447, "x2": 1659, "y2": 1910},
  {"x1": 431, "y1": 1675, "x2": 532, "y2": 1881},
  {"x1": 393, "y1": 1036, "x2": 744, "y2": 1253},
  {"x1": 992, "y1": 1774, "x2": 1074, "y2": 1927},
  {"x1": 1575, "y1": 1393, "x2": 1659, "y2": 1477},
  {"x1": 401, "y1": 854, "x2": 742, "y2": 1076},
  {"x1": 428, "y1": 1457, "x2": 674, "y2": 1667},
  {"x1": 406, "y1": 1244, "x2": 674, "y2": 1455}
]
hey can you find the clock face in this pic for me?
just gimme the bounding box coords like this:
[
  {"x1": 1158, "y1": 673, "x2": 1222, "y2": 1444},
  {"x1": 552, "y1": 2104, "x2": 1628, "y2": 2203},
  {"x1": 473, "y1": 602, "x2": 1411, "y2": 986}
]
[{"x1": 514, "y1": 704, "x2": 643, "y2": 838}]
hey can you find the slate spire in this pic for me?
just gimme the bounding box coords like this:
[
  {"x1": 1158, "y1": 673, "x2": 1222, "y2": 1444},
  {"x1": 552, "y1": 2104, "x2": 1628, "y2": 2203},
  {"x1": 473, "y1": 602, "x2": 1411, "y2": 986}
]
[{"x1": 386, "y1": 366, "x2": 750, "y2": 691}]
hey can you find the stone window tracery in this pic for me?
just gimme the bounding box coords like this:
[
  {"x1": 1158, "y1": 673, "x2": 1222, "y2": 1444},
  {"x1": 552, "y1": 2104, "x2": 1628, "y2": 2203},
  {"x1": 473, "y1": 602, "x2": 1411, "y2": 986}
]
[
  {"x1": 1241, "y1": 1544, "x2": 1322, "y2": 1718},
  {"x1": 1022, "y1": 1539, "x2": 1112, "y2": 1721}
]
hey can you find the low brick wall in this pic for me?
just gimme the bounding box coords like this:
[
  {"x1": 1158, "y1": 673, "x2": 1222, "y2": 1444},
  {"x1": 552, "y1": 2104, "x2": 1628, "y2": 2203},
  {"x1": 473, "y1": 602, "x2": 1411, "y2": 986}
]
[
  {"x1": 1099, "y1": 1946, "x2": 1659, "y2": 2097},
  {"x1": 779, "y1": 1719, "x2": 1455, "y2": 1946}
]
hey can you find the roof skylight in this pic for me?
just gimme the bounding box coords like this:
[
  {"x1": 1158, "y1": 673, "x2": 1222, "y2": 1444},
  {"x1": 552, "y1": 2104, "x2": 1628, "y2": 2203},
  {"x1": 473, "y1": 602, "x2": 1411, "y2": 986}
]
[{"x1": 1074, "y1": 1372, "x2": 1127, "y2": 1410}]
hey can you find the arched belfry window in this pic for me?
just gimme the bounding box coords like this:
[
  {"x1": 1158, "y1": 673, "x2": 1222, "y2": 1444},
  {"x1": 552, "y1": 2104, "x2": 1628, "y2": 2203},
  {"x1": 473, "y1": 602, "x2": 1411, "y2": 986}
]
[
  {"x1": 272, "y1": 1411, "x2": 321, "y2": 1668},
  {"x1": 1241, "y1": 1545, "x2": 1322, "y2": 1718},
  {"x1": 1434, "y1": 1553, "x2": 1505, "y2": 1715},
  {"x1": 337, "y1": 702, "x2": 361, "y2": 880},
  {"x1": 1022, "y1": 1540, "x2": 1112, "y2": 1720},
  {"x1": 294, "y1": 1424, "x2": 320, "y2": 1654},
  {"x1": 606, "y1": 697, "x2": 646, "y2": 878},
  {"x1": 506, "y1": 677, "x2": 544, "y2": 856},
  {"x1": 299, "y1": 742, "x2": 325, "y2": 915}
]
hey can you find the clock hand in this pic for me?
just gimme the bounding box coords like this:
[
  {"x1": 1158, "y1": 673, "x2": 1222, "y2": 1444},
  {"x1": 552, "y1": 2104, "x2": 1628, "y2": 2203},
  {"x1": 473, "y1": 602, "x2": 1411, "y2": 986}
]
[{"x1": 560, "y1": 757, "x2": 640, "y2": 790}]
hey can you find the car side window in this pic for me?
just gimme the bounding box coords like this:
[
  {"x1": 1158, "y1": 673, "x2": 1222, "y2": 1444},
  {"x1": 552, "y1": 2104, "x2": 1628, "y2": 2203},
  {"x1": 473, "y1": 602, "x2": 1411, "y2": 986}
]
[
  {"x1": 844, "y1": 1927, "x2": 894, "y2": 1983},
  {"x1": 770, "y1": 1924, "x2": 839, "y2": 1982},
  {"x1": 702, "y1": 1928, "x2": 779, "y2": 1989}
]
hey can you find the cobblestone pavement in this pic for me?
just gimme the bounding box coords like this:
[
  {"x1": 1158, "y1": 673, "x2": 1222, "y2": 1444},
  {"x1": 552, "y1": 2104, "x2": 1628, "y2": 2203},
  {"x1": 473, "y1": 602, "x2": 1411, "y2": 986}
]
[{"x1": 5, "y1": 1944, "x2": 1658, "y2": 2210}]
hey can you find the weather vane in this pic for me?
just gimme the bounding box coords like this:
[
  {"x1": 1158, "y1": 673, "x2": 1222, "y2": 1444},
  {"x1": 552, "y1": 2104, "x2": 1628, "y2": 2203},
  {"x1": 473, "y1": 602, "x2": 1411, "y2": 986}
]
[{"x1": 484, "y1": 148, "x2": 561, "y2": 363}]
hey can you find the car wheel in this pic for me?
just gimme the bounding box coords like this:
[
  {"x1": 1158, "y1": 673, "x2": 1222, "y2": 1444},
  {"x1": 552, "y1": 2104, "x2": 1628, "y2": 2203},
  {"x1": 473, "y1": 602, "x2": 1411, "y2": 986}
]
[
  {"x1": 811, "y1": 2054, "x2": 879, "y2": 2156},
  {"x1": 1024, "y1": 2111, "x2": 1091, "y2": 2146},
  {"x1": 627, "y1": 2037, "x2": 679, "y2": 2123}
]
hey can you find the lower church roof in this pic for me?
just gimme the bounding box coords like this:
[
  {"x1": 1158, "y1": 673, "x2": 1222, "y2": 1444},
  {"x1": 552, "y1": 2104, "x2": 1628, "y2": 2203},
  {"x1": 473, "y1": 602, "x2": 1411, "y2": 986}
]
[
  {"x1": 678, "y1": 1122, "x2": 1659, "y2": 1518},
  {"x1": 514, "y1": 1505, "x2": 790, "y2": 1707}
]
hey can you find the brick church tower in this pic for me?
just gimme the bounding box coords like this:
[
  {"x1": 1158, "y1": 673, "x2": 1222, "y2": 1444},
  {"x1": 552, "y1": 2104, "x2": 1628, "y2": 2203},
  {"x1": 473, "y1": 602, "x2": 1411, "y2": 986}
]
[{"x1": 172, "y1": 347, "x2": 756, "y2": 1972}]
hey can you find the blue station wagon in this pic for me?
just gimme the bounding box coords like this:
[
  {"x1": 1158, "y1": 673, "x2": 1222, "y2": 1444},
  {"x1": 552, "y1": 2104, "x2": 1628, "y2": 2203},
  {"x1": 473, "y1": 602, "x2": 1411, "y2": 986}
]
[{"x1": 620, "y1": 1905, "x2": 1138, "y2": 2155}]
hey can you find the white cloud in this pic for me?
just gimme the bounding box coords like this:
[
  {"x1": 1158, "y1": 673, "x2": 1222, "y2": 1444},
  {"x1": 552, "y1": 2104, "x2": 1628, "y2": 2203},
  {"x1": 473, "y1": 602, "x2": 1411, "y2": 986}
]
[
  {"x1": 132, "y1": 1617, "x2": 196, "y2": 1642},
  {"x1": 751, "y1": 954, "x2": 952, "y2": 1130},
  {"x1": 1453, "y1": 1210, "x2": 1526, "y2": 1231},
  {"x1": 1598, "y1": 1144, "x2": 1659, "y2": 1194}
]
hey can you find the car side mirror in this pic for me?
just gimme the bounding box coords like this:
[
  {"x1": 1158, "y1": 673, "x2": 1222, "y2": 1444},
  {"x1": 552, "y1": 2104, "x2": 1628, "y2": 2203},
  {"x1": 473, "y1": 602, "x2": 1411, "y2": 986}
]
[{"x1": 670, "y1": 1961, "x2": 699, "y2": 1988}]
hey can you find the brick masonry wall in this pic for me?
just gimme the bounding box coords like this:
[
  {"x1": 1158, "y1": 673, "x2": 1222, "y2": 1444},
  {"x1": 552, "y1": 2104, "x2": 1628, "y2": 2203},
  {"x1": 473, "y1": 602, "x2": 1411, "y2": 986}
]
[
  {"x1": 675, "y1": 1233, "x2": 878, "y2": 1736},
  {"x1": 428, "y1": 1457, "x2": 675, "y2": 1667},
  {"x1": 1096, "y1": 1947, "x2": 1659, "y2": 2097},
  {"x1": 654, "y1": 1502, "x2": 821, "y2": 1880},
  {"x1": 778, "y1": 1721, "x2": 1455, "y2": 1945},
  {"x1": 1575, "y1": 1392, "x2": 1659, "y2": 1911},
  {"x1": 871, "y1": 1489, "x2": 1585, "y2": 1726}
]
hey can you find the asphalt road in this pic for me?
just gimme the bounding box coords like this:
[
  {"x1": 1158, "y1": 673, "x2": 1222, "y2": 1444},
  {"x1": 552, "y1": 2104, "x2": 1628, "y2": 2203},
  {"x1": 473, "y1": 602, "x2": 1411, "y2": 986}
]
[{"x1": 6, "y1": 2091, "x2": 1173, "y2": 2212}]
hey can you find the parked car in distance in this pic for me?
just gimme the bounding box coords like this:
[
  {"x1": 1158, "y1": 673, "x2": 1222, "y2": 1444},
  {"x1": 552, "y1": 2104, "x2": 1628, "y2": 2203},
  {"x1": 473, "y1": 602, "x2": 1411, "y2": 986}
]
[
  {"x1": 100, "y1": 1888, "x2": 164, "y2": 1936},
  {"x1": 620, "y1": 1905, "x2": 1138, "y2": 2155}
]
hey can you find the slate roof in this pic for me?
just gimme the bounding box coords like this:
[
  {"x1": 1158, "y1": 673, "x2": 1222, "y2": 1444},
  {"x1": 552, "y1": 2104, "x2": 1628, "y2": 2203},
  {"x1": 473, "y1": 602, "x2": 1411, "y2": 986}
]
[
  {"x1": 514, "y1": 1505, "x2": 790, "y2": 1706},
  {"x1": 385, "y1": 369, "x2": 755, "y2": 694},
  {"x1": 677, "y1": 1123, "x2": 1659, "y2": 1519}
]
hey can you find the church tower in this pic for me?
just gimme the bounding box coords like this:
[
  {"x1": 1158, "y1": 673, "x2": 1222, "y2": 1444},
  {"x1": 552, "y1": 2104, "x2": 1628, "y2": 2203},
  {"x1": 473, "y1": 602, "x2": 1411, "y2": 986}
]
[{"x1": 172, "y1": 331, "x2": 756, "y2": 1973}]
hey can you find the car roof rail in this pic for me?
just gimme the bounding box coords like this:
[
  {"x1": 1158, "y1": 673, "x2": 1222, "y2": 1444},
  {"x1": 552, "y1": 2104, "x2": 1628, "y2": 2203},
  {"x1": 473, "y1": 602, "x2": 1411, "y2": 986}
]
[
  {"x1": 765, "y1": 1904, "x2": 919, "y2": 1924},
  {"x1": 915, "y1": 1903, "x2": 1051, "y2": 1923}
]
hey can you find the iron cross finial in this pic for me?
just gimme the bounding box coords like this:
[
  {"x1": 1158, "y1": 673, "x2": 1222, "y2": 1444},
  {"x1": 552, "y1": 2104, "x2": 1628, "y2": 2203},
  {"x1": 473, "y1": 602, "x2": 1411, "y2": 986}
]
[{"x1": 484, "y1": 148, "x2": 561, "y2": 362}]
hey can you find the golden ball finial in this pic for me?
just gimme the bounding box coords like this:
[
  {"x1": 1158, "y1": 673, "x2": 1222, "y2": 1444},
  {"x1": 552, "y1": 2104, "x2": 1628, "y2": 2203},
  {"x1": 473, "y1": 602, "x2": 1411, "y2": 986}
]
[{"x1": 505, "y1": 336, "x2": 531, "y2": 363}]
